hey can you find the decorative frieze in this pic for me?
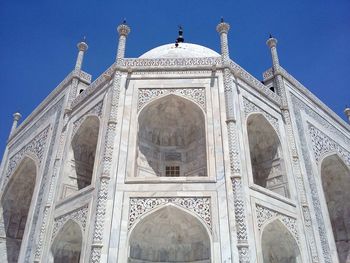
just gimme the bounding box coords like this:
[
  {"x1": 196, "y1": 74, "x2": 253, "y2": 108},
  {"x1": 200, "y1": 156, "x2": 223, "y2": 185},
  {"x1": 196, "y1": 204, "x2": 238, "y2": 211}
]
[
  {"x1": 309, "y1": 124, "x2": 350, "y2": 165},
  {"x1": 128, "y1": 197, "x2": 212, "y2": 231},
  {"x1": 243, "y1": 97, "x2": 280, "y2": 138},
  {"x1": 120, "y1": 57, "x2": 221, "y2": 68},
  {"x1": 72, "y1": 101, "x2": 103, "y2": 136},
  {"x1": 51, "y1": 205, "x2": 89, "y2": 240},
  {"x1": 138, "y1": 88, "x2": 206, "y2": 112},
  {"x1": 256, "y1": 204, "x2": 299, "y2": 242}
]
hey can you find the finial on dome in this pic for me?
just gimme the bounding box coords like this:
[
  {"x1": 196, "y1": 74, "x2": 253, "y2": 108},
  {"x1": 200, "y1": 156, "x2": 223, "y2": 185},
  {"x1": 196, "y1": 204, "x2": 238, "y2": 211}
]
[
  {"x1": 221, "y1": 17, "x2": 224, "y2": 23},
  {"x1": 175, "y1": 25, "x2": 184, "y2": 47}
]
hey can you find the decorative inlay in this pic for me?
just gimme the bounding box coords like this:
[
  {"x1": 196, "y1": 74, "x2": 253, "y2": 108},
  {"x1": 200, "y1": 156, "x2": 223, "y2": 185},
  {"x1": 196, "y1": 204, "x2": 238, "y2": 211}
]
[
  {"x1": 3, "y1": 126, "x2": 50, "y2": 190},
  {"x1": 128, "y1": 197, "x2": 211, "y2": 231},
  {"x1": 309, "y1": 124, "x2": 350, "y2": 165},
  {"x1": 72, "y1": 101, "x2": 103, "y2": 136},
  {"x1": 120, "y1": 57, "x2": 221, "y2": 68},
  {"x1": 232, "y1": 178, "x2": 248, "y2": 242},
  {"x1": 243, "y1": 97, "x2": 280, "y2": 138},
  {"x1": 137, "y1": 88, "x2": 206, "y2": 112},
  {"x1": 256, "y1": 204, "x2": 299, "y2": 242},
  {"x1": 52, "y1": 205, "x2": 89, "y2": 240}
]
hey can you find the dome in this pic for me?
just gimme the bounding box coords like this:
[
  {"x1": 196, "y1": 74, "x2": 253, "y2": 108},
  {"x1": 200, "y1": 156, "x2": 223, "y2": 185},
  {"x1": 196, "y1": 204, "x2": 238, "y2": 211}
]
[{"x1": 139, "y1": 43, "x2": 220, "y2": 58}]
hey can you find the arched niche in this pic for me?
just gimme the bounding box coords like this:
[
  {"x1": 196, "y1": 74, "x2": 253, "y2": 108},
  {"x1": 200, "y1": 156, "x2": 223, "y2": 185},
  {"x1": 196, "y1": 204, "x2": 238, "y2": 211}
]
[
  {"x1": 62, "y1": 116, "x2": 99, "y2": 198},
  {"x1": 261, "y1": 219, "x2": 301, "y2": 263},
  {"x1": 129, "y1": 205, "x2": 211, "y2": 262},
  {"x1": 50, "y1": 220, "x2": 82, "y2": 263},
  {"x1": 0, "y1": 157, "x2": 36, "y2": 263},
  {"x1": 321, "y1": 154, "x2": 350, "y2": 263},
  {"x1": 137, "y1": 95, "x2": 207, "y2": 177},
  {"x1": 247, "y1": 114, "x2": 289, "y2": 197}
]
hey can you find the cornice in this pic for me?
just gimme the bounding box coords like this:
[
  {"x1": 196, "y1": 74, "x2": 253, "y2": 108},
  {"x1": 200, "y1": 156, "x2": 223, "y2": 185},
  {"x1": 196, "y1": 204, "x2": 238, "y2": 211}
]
[
  {"x1": 8, "y1": 70, "x2": 91, "y2": 143},
  {"x1": 279, "y1": 66, "x2": 349, "y2": 131}
]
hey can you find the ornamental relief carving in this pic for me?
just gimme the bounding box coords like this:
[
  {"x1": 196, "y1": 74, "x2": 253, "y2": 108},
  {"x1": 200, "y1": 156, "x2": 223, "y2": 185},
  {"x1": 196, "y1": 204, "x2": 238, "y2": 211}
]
[
  {"x1": 51, "y1": 204, "x2": 89, "y2": 240},
  {"x1": 128, "y1": 197, "x2": 212, "y2": 231},
  {"x1": 72, "y1": 100, "x2": 103, "y2": 137},
  {"x1": 3, "y1": 125, "x2": 50, "y2": 190},
  {"x1": 308, "y1": 124, "x2": 350, "y2": 166},
  {"x1": 137, "y1": 88, "x2": 206, "y2": 112},
  {"x1": 256, "y1": 204, "x2": 299, "y2": 243},
  {"x1": 243, "y1": 97, "x2": 280, "y2": 138}
]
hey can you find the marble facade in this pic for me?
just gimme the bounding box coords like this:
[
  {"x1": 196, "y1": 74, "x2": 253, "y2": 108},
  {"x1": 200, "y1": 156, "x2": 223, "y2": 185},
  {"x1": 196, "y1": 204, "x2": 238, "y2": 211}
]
[{"x1": 0, "y1": 21, "x2": 349, "y2": 263}]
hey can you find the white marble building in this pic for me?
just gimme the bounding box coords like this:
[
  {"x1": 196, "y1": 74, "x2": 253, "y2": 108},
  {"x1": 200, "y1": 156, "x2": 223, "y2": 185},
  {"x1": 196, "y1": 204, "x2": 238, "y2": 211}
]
[{"x1": 0, "y1": 20, "x2": 349, "y2": 263}]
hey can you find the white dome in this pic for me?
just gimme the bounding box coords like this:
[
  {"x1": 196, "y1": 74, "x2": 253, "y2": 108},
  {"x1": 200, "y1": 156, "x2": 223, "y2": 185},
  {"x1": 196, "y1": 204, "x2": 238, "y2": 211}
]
[{"x1": 139, "y1": 43, "x2": 220, "y2": 58}]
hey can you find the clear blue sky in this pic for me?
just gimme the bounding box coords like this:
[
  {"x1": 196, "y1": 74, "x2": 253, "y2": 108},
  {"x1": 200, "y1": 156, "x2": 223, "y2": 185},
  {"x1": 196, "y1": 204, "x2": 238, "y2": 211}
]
[{"x1": 0, "y1": 0, "x2": 349, "y2": 158}]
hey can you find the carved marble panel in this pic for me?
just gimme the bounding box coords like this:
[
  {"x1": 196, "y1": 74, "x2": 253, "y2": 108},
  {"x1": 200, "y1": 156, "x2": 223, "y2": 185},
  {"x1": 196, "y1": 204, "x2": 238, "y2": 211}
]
[
  {"x1": 72, "y1": 101, "x2": 103, "y2": 137},
  {"x1": 308, "y1": 124, "x2": 350, "y2": 166},
  {"x1": 137, "y1": 88, "x2": 206, "y2": 112},
  {"x1": 256, "y1": 204, "x2": 299, "y2": 243},
  {"x1": 51, "y1": 205, "x2": 89, "y2": 240},
  {"x1": 128, "y1": 197, "x2": 212, "y2": 231},
  {"x1": 3, "y1": 125, "x2": 50, "y2": 190},
  {"x1": 243, "y1": 97, "x2": 280, "y2": 138}
]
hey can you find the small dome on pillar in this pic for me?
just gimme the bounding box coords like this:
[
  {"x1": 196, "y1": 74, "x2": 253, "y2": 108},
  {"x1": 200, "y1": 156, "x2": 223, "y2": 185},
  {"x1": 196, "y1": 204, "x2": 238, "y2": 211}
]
[
  {"x1": 216, "y1": 18, "x2": 230, "y2": 34},
  {"x1": 266, "y1": 35, "x2": 278, "y2": 48},
  {"x1": 13, "y1": 112, "x2": 22, "y2": 121},
  {"x1": 344, "y1": 107, "x2": 350, "y2": 122},
  {"x1": 77, "y1": 38, "x2": 88, "y2": 51},
  {"x1": 117, "y1": 20, "x2": 131, "y2": 36}
]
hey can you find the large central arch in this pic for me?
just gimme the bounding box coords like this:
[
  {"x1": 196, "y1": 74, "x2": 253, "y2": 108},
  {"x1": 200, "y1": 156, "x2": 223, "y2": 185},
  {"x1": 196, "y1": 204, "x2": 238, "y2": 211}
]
[
  {"x1": 128, "y1": 205, "x2": 211, "y2": 262},
  {"x1": 137, "y1": 95, "x2": 207, "y2": 178}
]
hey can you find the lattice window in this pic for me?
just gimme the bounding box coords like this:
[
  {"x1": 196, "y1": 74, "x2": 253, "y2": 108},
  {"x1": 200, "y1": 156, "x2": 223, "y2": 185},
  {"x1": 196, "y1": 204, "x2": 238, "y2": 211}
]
[{"x1": 165, "y1": 166, "x2": 180, "y2": 177}]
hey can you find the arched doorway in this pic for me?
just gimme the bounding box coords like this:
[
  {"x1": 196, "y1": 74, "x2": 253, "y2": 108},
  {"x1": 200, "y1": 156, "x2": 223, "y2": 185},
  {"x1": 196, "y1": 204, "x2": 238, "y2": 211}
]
[
  {"x1": 62, "y1": 116, "x2": 100, "y2": 198},
  {"x1": 261, "y1": 219, "x2": 301, "y2": 263},
  {"x1": 321, "y1": 154, "x2": 350, "y2": 263},
  {"x1": 137, "y1": 95, "x2": 207, "y2": 178},
  {"x1": 50, "y1": 220, "x2": 82, "y2": 263},
  {"x1": 129, "y1": 205, "x2": 211, "y2": 262},
  {"x1": 247, "y1": 114, "x2": 289, "y2": 197},
  {"x1": 0, "y1": 157, "x2": 37, "y2": 263}
]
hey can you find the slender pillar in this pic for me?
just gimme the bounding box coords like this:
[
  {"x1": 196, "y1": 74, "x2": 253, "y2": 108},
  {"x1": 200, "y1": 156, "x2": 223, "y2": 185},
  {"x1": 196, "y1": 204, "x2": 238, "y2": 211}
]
[
  {"x1": 75, "y1": 40, "x2": 88, "y2": 71},
  {"x1": 9, "y1": 112, "x2": 22, "y2": 138},
  {"x1": 216, "y1": 20, "x2": 230, "y2": 60},
  {"x1": 344, "y1": 107, "x2": 350, "y2": 124},
  {"x1": 217, "y1": 20, "x2": 250, "y2": 262},
  {"x1": 266, "y1": 36, "x2": 320, "y2": 262},
  {"x1": 116, "y1": 22, "x2": 130, "y2": 60}
]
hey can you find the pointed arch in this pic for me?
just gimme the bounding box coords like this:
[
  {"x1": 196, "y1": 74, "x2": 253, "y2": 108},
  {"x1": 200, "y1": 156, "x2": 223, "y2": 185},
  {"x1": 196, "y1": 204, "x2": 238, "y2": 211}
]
[
  {"x1": 0, "y1": 156, "x2": 37, "y2": 263},
  {"x1": 246, "y1": 113, "x2": 289, "y2": 197},
  {"x1": 62, "y1": 115, "x2": 100, "y2": 198},
  {"x1": 320, "y1": 153, "x2": 350, "y2": 263},
  {"x1": 261, "y1": 219, "x2": 301, "y2": 263},
  {"x1": 136, "y1": 94, "x2": 207, "y2": 177},
  {"x1": 128, "y1": 204, "x2": 211, "y2": 262},
  {"x1": 50, "y1": 219, "x2": 82, "y2": 263}
]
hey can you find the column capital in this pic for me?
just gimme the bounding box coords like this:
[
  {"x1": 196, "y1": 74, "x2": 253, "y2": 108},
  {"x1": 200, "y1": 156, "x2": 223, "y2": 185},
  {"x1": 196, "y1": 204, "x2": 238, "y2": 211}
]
[
  {"x1": 117, "y1": 23, "x2": 131, "y2": 37},
  {"x1": 266, "y1": 37, "x2": 278, "y2": 48},
  {"x1": 216, "y1": 22, "x2": 230, "y2": 34},
  {"x1": 77, "y1": 41, "x2": 88, "y2": 52},
  {"x1": 13, "y1": 112, "x2": 22, "y2": 121}
]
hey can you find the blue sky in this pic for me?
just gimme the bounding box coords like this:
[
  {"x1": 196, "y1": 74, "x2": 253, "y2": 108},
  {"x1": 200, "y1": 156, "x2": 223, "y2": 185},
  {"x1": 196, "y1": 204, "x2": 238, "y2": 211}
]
[{"x1": 0, "y1": 0, "x2": 349, "y2": 158}]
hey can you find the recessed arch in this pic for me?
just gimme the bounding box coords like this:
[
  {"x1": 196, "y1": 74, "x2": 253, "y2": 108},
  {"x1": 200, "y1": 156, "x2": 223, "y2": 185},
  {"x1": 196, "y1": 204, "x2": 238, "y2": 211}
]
[
  {"x1": 320, "y1": 153, "x2": 350, "y2": 263},
  {"x1": 136, "y1": 94, "x2": 207, "y2": 178},
  {"x1": 246, "y1": 113, "x2": 289, "y2": 197},
  {"x1": 50, "y1": 219, "x2": 83, "y2": 263},
  {"x1": 0, "y1": 156, "x2": 37, "y2": 263},
  {"x1": 128, "y1": 204, "x2": 211, "y2": 262},
  {"x1": 62, "y1": 115, "x2": 100, "y2": 198},
  {"x1": 261, "y1": 219, "x2": 301, "y2": 263}
]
